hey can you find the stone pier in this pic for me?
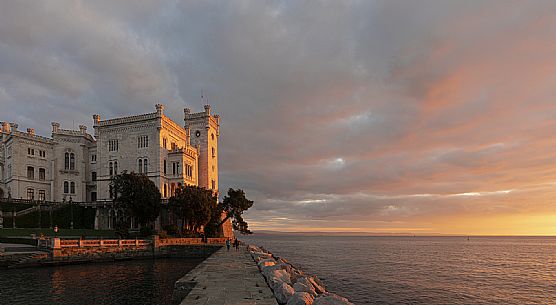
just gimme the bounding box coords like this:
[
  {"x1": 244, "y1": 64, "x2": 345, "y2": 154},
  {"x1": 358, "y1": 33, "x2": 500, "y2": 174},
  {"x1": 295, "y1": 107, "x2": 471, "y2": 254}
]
[{"x1": 174, "y1": 246, "x2": 277, "y2": 305}]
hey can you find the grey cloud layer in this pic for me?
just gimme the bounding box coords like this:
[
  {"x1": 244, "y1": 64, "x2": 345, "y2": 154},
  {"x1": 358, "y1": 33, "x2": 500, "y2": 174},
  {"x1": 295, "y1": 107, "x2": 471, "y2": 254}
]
[{"x1": 2, "y1": 1, "x2": 556, "y2": 232}]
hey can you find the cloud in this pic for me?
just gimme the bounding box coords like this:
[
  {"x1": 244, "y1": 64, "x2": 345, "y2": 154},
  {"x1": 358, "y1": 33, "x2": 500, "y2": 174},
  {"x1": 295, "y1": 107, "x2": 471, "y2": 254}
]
[{"x1": 2, "y1": 1, "x2": 556, "y2": 234}]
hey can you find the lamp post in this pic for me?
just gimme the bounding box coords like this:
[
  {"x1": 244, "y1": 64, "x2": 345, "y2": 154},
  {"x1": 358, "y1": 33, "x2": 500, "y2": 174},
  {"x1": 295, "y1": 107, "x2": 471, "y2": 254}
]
[{"x1": 69, "y1": 196, "x2": 74, "y2": 230}]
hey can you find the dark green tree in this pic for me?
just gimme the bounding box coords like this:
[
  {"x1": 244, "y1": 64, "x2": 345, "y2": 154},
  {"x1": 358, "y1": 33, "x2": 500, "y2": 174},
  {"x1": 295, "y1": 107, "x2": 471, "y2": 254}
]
[
  {"x1": 206, "y1": 188, "x2": 254, "y2": 236},
  {"x1": 169, "y1": 185, "x2": 217, "y2": 235},
  {"x1": 112, "y1": 171, "x2": 161, "y2": 228}
]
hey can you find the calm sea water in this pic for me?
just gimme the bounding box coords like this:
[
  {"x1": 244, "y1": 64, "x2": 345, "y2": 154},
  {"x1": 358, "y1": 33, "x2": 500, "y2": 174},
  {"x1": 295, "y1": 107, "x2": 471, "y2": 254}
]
[
  {"x1": 0, "y1": 258, "x2": 202, "y2": 305},
  {"x1": 240, "y1": 235, "x2": 556, "y2": 304}
]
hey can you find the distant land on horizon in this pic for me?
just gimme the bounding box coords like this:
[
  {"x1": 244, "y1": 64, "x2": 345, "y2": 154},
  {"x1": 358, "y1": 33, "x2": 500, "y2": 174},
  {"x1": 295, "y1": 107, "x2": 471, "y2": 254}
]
[{"x1": 247, "y1": 231, "x2": 556, "y2": 237}]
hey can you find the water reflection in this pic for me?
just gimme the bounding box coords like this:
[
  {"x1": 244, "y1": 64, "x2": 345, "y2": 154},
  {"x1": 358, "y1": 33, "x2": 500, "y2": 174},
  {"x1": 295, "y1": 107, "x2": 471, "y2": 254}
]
[{"x1": 0, "y1": 258, "x2": 202, "y2": 305}]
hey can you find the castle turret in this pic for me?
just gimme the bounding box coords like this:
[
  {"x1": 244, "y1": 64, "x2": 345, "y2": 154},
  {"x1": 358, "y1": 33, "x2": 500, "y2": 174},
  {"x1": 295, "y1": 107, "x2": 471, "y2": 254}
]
[{"x1": 184, "y1": 105, "x2": 220, "y2": 191}]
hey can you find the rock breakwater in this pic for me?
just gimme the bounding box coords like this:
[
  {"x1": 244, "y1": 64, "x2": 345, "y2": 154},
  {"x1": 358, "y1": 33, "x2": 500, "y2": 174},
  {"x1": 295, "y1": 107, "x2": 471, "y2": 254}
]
[{"x1": 248, "y1": 245, "x2": 354, "y2": 305}]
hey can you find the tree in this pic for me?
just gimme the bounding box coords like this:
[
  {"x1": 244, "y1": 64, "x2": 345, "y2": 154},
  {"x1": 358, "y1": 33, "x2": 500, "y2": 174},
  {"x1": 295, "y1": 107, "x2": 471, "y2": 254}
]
[
  {"x1": 169, "y1": 185, "x2": 217, "y2": 235},
  {"x1": 112, "y1": 171, "x2": 161, "y2": 228},
  {"x1": 207, "y1": 188, "x2": 254, "y2": 235}
]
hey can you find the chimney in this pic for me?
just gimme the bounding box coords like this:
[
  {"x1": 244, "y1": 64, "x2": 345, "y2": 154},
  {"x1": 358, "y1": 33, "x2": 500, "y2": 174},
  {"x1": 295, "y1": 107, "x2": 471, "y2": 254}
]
[
  {"x1": 27, "y1": 128, "x2": 35, "y2": 136},
  {"x1": 51, "y1": 122, "x2": 60, "y2": 133},
  {"x1": 79, "y1": 125, "x2": 87, "y2": 134},
  {"x1": 204, "y1": 104, "x2": 211, "y2": 115},
  {"x1": 92, "y1": 114, "x2": 100, "y2": 125},
  {"x1": 155, "y1": 104, "x2": 165, "y2": 116}
]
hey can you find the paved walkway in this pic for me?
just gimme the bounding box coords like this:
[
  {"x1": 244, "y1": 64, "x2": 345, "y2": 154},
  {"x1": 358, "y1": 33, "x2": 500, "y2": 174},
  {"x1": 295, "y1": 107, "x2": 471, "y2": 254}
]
[{"x1": 175, "y1": 246, "x2": 277, "y2": 305}]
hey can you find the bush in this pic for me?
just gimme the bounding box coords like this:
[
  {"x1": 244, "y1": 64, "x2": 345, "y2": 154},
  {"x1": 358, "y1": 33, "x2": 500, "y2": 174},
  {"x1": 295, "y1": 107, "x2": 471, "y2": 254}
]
[
  {"x1": 163, "y1": 224, "x2": 179, "y2": 236},
  {"x1": 139, "y1": 227, "x2": 155, "y2": 237}
]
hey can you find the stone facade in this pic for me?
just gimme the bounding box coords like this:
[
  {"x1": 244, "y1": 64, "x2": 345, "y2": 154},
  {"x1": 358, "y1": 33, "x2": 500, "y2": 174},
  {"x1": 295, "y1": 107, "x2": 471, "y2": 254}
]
[{"x1": 0, "y1": 104, "x2": 219, "y2": 203}]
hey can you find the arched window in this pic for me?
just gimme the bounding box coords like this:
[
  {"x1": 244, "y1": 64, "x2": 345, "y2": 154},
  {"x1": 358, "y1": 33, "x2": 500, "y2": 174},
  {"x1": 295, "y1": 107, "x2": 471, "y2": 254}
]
[
  {"x1": 27, "y1": 188, "x2": 34, "y2": 200},
  {"x1": 138, "y1": 159, "x2": 143, "y2": 173},
  {"x1": 109, "y1": 162, "x2": 113, "y2": 176},
  {"x1": 143, "y1": 159, "x2": 148, "y2": 174},
  {"x1": 211, "y1": 133, "x2": 214, "y2": 140},
  {"x1": 164, "y1": 159, "x2": 167, "y2": 175},
  {"x1": 64, "y1": 152, "x2": 70, "y2": 170},
  {"x1": 70, "y1": 182, "x2": 75, "y2": 194},
  {"x1": 64, "y1": 181, "x2": 69, "y2": 194},
  {"x1": 69, "y1": 153, "x2": 75, "y2": 170},
  {"x1": 163, "y1": 184, "x2": 167, "y2": 198},
  {"x1": 114, "y1": 161, "x2": 118, "y2": 175}
]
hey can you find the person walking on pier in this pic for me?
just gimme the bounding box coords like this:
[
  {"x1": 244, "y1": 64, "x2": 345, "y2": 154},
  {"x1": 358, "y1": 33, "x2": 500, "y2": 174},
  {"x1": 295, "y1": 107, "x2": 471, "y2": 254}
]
[{"x1": 226, "y1": 238, "x2": 231, "y2": 251}]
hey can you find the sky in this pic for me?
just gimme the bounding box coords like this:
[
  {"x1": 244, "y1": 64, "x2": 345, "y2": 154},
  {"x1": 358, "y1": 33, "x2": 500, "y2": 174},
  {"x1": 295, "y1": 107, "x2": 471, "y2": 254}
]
[{"x1": 2, "y1": 1, "x2": 556, "y2": 235}]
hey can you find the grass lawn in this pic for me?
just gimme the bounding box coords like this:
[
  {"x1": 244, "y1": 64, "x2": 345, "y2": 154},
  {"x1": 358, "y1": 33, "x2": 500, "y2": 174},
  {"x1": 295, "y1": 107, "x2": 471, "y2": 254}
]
[{"x1": 0, "y1": 228, "x2": 117, "y2": 238}]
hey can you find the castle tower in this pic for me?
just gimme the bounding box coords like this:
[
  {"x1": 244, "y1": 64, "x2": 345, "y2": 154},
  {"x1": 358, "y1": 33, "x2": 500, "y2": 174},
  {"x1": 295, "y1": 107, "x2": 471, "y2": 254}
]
[{"x1": 184, "y1": 105, "x2": 220, "y2": 192}]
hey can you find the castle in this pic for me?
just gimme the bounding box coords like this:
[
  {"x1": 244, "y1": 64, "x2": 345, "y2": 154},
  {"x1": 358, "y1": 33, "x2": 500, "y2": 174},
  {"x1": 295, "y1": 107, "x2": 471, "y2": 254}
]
[{"x1": 0, "y1": 104, "x2": 226, "y2": 232}]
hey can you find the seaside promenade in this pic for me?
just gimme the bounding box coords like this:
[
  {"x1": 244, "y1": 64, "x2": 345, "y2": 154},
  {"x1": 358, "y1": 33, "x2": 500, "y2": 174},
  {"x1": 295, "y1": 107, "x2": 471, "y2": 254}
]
[{"x1": 174, "y1": 246, "x2": 278, "y2": 305}]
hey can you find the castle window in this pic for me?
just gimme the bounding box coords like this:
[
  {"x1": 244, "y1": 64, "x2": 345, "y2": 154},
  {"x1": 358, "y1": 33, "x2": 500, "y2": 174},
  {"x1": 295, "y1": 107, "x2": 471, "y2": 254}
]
[
  {"x1": 212, "y1": 147, "x2": 215, "y2": 158},
  {"x1": 39, "y1": 168, "x2": 46, "y2": 181},
  {"x1": 109, "y1": 162, "x2": 113, "y2": 176},
  {"x1": 64, "y1": 181, "x2": 69, "y2": 194},
  {"x1": 65, "y1": 152, "x2": 70, "y2": 169},
  {"x1": 28, "y1": 148, "x2": 34, "y2": 156},
  {"x1": 91, "y1": 155, "x2": 96, "y2": 163},
  {"x1": 163, "y1": 184, "x2": 167, "y2": 198},
  {"x1": 211, "y1": 180, "x2": 215, "y2": 190},
  {"x1": 163, "y1": 137, "x2": 167, "y2": 149},
  {"x1": 70, "y1": 182, "x2": 75, "y2": 194},
  {"x1": 138, "y1": 135, "x2": 149, "y2": 148},
  {"x1": 211, "y1": 133, "x2": 214, "y2": 140},
  {"x1": 38, "y1": 190, "x2": 45, "y2": 201},
  {"x1": 39, "y1": 150, "x2": 45, "y2": 158},
  {"x1": 109, "y1": 139, "x2": 119, "y2": 152},
  {"x1": 70, "y1": 153, "x2": 75, "y2": 170},
  {"x1": 138, "y1": 159, "x2": 143, "y2": 173},
  {"x1": 27, "y1": 166, "x2": 34, "y2": 180},
  {"x1": 91, "y1": 192, "x2": 97, "y2": 202},
  {"x1": 92, "y1": 172, "x2": 97, "y2": 181},
  {"x1": 7, "y1": 164, "x2": 11, "y2": 178},
  {"x1": 114, "y1": 161, "x2": 118, "y2": 175},
  {"x1": 143, "y1": 159, "x2": 148, "y2": 174},
  {"x1": 164, "y1": 159, "x2": 167, "y2": 175},
  {"x1": 27, "y1": 188, "x2": 34, "y2": 200}
]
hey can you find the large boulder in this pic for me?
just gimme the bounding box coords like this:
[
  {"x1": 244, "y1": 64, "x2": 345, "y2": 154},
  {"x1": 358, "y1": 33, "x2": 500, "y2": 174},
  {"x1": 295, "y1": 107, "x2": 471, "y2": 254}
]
[
  {"x1": 262, "y1": 262, "x2": 293, "y2": 280},
  {"x1": 293, "y1": 281, "x2": 317, "y2": 297},
  {"x1": 286, "y1": 292, "x2": 314, "y2": 305},
  {"x1": 248, "y1": 245, "x2": 261, "y2": 252},
  {"x1": 313, "y1": 293, "x2": 354, "y2": 305},
  {"x1": 268, "y1": 269, "x2": 292, "y2": 287},
  {"x1": 308, "y1": 276, "x2": 326, "y2": 294},
  {"x1": 258, "y1": 258, "x2": 277, "y2": 268},
  {"x1": 253, "y1": 252, "x2": 274, "y2": 262},
  {"x1": 273, "y1": 281, "x2": 295, "y2": 304}
]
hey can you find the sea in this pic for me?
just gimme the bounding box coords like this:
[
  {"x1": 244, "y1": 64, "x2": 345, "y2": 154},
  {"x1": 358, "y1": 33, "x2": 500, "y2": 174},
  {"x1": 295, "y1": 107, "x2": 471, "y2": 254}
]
[{"x1": 239, "y1": 235, "x2": 556, "y2": 304}]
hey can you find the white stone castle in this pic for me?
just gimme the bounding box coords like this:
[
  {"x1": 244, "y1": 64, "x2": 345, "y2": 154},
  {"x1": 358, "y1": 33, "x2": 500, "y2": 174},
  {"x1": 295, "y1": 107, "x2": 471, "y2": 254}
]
[{"x1": 0, "y1": 104, "x2": 219, "y2": 204}]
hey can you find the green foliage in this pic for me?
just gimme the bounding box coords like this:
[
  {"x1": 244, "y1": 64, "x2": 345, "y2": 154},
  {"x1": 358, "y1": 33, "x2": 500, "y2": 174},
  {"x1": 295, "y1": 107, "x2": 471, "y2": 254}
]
[
  {"x1": 3, "y1": 205, "x2": 96, "y2": 229},
  {"x1": 114, "y1": 219, "x2": 130, "y2": 239},
  {"x1": 221, "y1": 188, "x2": 253, "y2": 235},
  {"x1": 0, "y1": 201, "x2": 34, "y2": 212},
  {"x1": 112, "y1": 172, "x2": 161, "y2": 227},
  {"x1": 169, "y1": 185, "x2": 217, "y2": 235},
  {"x1": 139, "y1": 226, "x2": 155, "y2": 237},
  {"x1": 0, "y1": 228, "x2": 116, "y2": 238},
  {"x1": 163, "y1": 224, "x2": 179, "y2": 235}
]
